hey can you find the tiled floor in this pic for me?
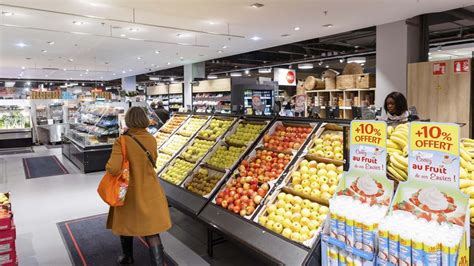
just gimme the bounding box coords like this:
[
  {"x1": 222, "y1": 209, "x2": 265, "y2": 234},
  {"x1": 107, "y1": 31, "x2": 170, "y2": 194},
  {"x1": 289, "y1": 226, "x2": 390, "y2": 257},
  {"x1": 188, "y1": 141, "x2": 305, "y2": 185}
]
[{"x1": 2, "y1": 146, "x2": 267, "y2": 266}]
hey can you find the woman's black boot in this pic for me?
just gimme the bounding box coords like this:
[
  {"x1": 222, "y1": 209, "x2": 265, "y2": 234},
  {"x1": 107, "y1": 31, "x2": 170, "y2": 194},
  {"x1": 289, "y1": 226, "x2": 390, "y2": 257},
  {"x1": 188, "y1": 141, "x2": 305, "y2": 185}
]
[
  {"x1": 117, "y1": 236, "x2": 134, "y2": 265},
  {"x1": 148, "y1": 244, "x2": 164, "y2": 266}
]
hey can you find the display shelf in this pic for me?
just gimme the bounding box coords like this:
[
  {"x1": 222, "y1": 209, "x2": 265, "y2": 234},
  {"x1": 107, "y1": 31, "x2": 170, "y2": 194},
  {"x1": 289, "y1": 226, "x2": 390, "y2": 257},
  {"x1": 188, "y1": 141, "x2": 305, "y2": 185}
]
[{"x1": 0, "y1": 104, "x2": 33, "y2": 147}]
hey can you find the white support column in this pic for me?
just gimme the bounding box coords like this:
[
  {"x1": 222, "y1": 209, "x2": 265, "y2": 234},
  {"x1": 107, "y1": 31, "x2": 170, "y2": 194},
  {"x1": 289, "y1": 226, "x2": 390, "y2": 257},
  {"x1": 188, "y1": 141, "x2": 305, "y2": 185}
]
[
  {"x1": 376, "y1": 19, "x2": 421, "y2": 107},
  {"x1": 183, "y1": 62, "x2": 205, "y2": 108},
  {"x1": 121, "y1": 76, "x2": 136, "y2": 91}
]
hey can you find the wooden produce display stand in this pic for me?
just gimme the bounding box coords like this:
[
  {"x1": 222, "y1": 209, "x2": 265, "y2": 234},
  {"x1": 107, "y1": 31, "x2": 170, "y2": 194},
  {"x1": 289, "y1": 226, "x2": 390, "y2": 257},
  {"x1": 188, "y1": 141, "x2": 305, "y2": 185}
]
[{"x1": 408, "y1": 58, "x2": 472, "y2": 138}]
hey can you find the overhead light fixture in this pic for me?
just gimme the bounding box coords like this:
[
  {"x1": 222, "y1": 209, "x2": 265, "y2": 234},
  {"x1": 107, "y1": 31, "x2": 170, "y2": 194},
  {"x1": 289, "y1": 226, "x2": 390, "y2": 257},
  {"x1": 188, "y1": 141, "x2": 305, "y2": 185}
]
[
  {"x1": 207, "y1": 74, "x2": 218, "y2": 79},
  {"x1": 149, "y1": 76, "x2": 161, "y2": 81},
  {"x1": 82, "y1": 83, "x2": 85, "y2": 86},
  {"x1": 137, "y1": 56, "x2": 142, "y2": 60},
  {"x1": 209, "y1": 21, "x2": 216, "y2": 25},
  {"x1": 129, "y1": 28, "x2": 139, "y2": 32},
  {"x1": 63, "y1": 68, "x2": 66, "y2": 71},
  {"x1": 154, "y1": 50, "x2": 160, "y2": 54},
  {"x1": 318, "y1": 61, "x2": 323, "y2": 66},
  {"x1": 167, "y1": 62, "x2": 171, "y2": 65},
  {"x1": 347, "y1": 57, "x2": 366, "y2": 64},
  {"x1": 427, "y1": 52, "x2": 432, "y2": 56},
  {"x1": 258, "y1": 68, "x2": 272, "y2": 73},
  {"x1": 230, "y1": 72, "x2": 242, "y2": 77},
  {"x1": 80, "y1": 74, "x2": 83, "y2": 76},
  {"x1": 294, "y1": 27, "x2": 300, "y2": 31},
  {"x1": 100, "y1": 77, "x2": 103, "y2": 80},
  {"x1": 217, "y1": 50, "x2": 223, "y2": 54},
  {"x1": 245, "y1": 70, "x2": 250, "y2": 74},
  {"x1": 251, "y1": 3, "x2": 264, "y2": 8},
  {"x1": 2, "y1": 12, "x2": 14, "y2": 16},
  {"x1": 250, "y1": 36, "x2": 261, "y2": 41},
  {"x1": 72, "y1": 21, "x2": 85, "y2": 25},
  {"x1": 361, "y1": 63, "x2": 365, "y2": 66},
  {"x1": 322, "y1": 24, "x2": 333, "y2": 28},
  {"x1": 437, "y1": 46, "x2": 442, "y2": 52},
  {"x1": 47, "y1": 41, "x2": 55, "y2": 45},
  {"x1": 26, "y1": 81, "x2": 31, "y2": 85},
  {"x1": 21, "y1": 66, "x2": 25, "y2": 70},
  {"x1": 298, "y1": 63, "x2": 314, "y2": 69},
  {"x1": 68, "y1": 58, "x2": 74, "y2": 62},
  {"x1": 100, "y1": 83, "x2": 104, "y2": 86},
  {"x1": 122, "y1": 70, "x2": 126, "y2": 73},
  {"x1": 49, "y1": 82, "x2": 53, "y2": 85},
  {"x1": 170, "y1": 77, "x2": 175, "y2": 81},
  {"x1": 222, "y1": 45, "x2": 228, "y2": 49},
  {"x1": 41, "y1": 50, "x2": 47, "y2": 53},
  {"x1": 339, "y1": 58, "x2": 345, "y2": 63},
  {"x1": 180, "y1": 57, "x2": 184, "y2": 61},
  {"x1": 45, "y1": 75, "x2": 49, "y2": 77},
  {"x1": 120, "y1": 34, "x2": 126, "y2": 37},
  {"x1": 325, "y1": 65, "x2": 330, "y2": 68},
  {"x1": 16, "y1": 42, "x2": 27, "y2": 48},
  {"x1": 428, "y1": 56, "x2": 433, "y2": 60}
]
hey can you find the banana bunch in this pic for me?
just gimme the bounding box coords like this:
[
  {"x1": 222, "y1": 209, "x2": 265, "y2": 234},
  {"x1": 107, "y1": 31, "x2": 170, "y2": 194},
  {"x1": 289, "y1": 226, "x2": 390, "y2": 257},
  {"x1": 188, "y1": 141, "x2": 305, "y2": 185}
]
[
  {"x1": 0, "y1": 193, "x2": 9, "y2": 205},
  {"x1": 459, "y1": 138, "x2": 474, "y2": 223},
  {"x1": 386, "y1": 124, "x2": 409, "y2": 181}
]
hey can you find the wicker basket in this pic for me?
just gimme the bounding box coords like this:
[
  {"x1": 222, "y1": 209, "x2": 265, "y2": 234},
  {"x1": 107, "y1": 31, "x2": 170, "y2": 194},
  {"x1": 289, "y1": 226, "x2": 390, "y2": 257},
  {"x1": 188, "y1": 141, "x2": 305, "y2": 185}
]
[
  {"x1": 355, "y1": 74, "x2": 375, "y2": 89},
  {"x1": 324, "y1": 77, "x2": 336, "y2": 90},
  {"x1": 304, "y1": 76, "x2": 316, "y2": 90},
  {"x1": 336, "y1": 75, "x2": 357, "y2": 90}
]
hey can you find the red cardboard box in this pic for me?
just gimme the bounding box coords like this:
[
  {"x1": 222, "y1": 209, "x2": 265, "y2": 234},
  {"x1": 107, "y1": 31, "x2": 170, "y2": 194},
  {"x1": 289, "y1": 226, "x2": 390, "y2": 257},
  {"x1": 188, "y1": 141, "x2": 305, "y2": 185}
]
[
  {"x1": 0, "y1": 250, "x2": 16, "y2": 265},
  {"x1": 0, "y1": 214, "x2": 12, "y2": 232},
  {"x1": 0, "y1": 228, "x2": 15, "y2": 243},
  {"x1": 0, "y1": 240, "x2": 14, "y2": 254}
]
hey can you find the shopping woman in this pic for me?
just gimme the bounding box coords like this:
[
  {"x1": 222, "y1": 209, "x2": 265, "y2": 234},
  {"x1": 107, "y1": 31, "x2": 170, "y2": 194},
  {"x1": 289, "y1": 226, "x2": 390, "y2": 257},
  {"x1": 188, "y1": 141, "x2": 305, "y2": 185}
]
[
  {"x1": 381, "y1": 92, "x2": 418, "y2": 125},
  {"x1": 106, "y1": 106, "x2": 171, "y2": 266}
]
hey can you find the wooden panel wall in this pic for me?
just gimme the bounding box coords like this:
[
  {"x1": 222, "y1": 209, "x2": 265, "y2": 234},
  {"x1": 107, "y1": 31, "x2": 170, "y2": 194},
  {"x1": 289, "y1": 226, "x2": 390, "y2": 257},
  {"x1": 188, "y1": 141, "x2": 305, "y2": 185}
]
[
  {"x1": 147, "y1": 85, "x2": 168, "y2": 95},
  {"x1": 408, "y1": 59, "x2": 472, "y2": 138},
  {"x1": 169, "y1": 83, "x2": 183, "y2": 94},
  {"x1": 192, "y1": 78, "x2": 231, "y2": 93}
]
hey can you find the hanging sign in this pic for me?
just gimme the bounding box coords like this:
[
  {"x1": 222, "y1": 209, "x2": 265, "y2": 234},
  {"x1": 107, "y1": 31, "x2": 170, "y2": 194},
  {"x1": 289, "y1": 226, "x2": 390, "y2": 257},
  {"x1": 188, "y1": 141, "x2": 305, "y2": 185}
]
[
  {"x1": 454, "y1": 59, "x2": 469, "y2": 73},
  {"x1": 274, "y1": 68, "x2": 296, "y2": 86},
  {"x1": 433, "y1": 62, "x2": 446, "y2": 75}
]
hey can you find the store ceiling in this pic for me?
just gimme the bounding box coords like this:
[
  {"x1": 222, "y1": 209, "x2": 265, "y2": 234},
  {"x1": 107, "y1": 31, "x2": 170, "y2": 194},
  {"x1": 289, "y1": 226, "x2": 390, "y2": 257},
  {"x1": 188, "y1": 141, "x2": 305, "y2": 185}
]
[{"x1": 0, "y1": 0, "x2": 470, "y2": 81}]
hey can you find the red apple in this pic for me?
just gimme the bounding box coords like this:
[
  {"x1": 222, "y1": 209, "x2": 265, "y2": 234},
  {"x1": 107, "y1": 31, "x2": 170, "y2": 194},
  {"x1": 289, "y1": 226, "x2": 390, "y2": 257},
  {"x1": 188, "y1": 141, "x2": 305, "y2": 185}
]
[
  {"x1": 254, "y1": 195, "x2": 263, "y2": 204},
  {"x1": 257, "y1": 188, "x2": 266, "y2": 197},
  {"x1": 233, "y1": 205, "x2": 241, "y2": 213},
  {"x1": 246, "y1": 205, "x2": 255, "y2": 214},
  {"x1": 216, "y1": 198, "x2": 223, "y2": 205}
]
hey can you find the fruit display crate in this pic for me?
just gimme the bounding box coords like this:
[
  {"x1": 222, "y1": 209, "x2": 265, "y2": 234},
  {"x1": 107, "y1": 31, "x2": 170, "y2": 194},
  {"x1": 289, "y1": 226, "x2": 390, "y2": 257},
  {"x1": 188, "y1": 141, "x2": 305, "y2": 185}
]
[
  {"x1": 160, "y1": 116, "x2": 274, "y2": 216},
  {"x1": 305, "y1": 123, "x2": 347, "y2": 166},
  {"x1": 175, "y1": 114, "x2": 211, "y2": 137},
  {"x1": 157, "y1": 113, "x2": 190, "y2": 135}
]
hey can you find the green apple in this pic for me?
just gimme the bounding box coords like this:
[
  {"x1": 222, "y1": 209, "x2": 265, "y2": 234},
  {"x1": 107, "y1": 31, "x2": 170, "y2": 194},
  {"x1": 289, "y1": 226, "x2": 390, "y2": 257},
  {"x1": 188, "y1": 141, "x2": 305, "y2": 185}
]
[{"x1": 282, "y1": 228, "x2": 292, "y2": 238}]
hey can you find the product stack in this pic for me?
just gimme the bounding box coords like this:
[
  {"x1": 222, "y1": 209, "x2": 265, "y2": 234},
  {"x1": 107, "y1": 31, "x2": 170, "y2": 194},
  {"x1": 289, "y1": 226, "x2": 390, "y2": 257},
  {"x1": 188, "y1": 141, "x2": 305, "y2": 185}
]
[{"x1": 0, "y1": 193, "x2": 16, "y2": 266}]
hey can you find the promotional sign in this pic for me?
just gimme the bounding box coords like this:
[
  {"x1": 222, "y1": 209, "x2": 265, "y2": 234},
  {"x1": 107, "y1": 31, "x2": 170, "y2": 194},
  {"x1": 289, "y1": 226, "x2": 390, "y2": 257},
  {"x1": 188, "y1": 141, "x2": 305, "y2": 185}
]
[
  {"x1": 454, "y1": 59, "x2": 469, "y2": 73},
  {"x1": 274, "y1": 68, "x2": 296, "y2": 86},
  {"x1": 433, "y1": 62, "x2": 446, "y2": 75}
]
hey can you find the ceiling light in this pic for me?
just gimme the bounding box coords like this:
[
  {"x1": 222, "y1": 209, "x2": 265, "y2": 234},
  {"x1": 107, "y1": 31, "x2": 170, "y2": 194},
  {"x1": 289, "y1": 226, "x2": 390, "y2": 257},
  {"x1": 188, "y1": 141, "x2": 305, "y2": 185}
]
[
  {"x1": 322, "y1": 24, "x2": 333, "y2": 28},
  {"x1": 82, "y1": 83, "x2": 85, "y2": 86},
  {"x1": 250, "y1": 36, "x2": 261, "y2": 41},
  {"x1": 347, "y1": 57, "x2": 366, "y2": 64},
  {"x1": 453, "y1": 50, "x2": 458, "y2": 53},
  {"x1": 155, "y1": 50, "x2": 160, "y2": 54},
  {"x1": 170, "y1": 77, "x2": 175, "y2": 81},
  {"x1": 230, "y1": 72, "x2": 242, "y2": 77},
  {"x1": 325, "y1": 65, "x2": 330, "y2": 68},
  {"x1": 47, "y1": 41, "x2": 55, "y2": 45},
  {"x1": 26, "y1": 81, "x2": 31, "y2": 85},
  {"x1": 258, "y1": 68, "x2": 272, "y2": 73},
  {"x1": 251, "y1": 3, "x2": 264, "y2": 8},
  {"x1": 318, "y1": 61, "x2": 323, "y2": 66},
  {"x1": 437, "y1": 46, "x2": 442, "y2": 51},
  {"x1": 63, "y1": 68, "x2": 66, "y2": 71},
  {"x1": 122, "y1": 70, "x2": 126, "y2": 73},
  {"x1": 167, "y1": 62, "x2": 171, "y2": 65},
  {"x1": 72, "y1": 21, "x2": 85, "y2": 25},
  {"x1": 180, "y1": 57, "x2": 184, "y2": 60},
  {"x1": 361, "y1": 63, "x2": 365, "y2": 66},
  {"x1": 68, "y1": 58, "x2": 73, "y2": 62},
  {"x1": 207, "y1": 74, "x2": 218, "y2": 79},
  {"x1": 294, "y1": 27, "x2": 300, "y2": 31},
  {"x1": 16, "y1": 42, "x2": 27, "y2": 48},
  {"x1": 2, "y1": 12, "x2": 14, "y2": 16},
  {"x1": 129, "y1": 28, "x2": 139, "y2": 32},
  {"x1": 41, "y1": 50, "x2": 47, "y2": 53},
  {"x1": 298, "y1": 63, "x2": 314, "y2": 69},
  {"x1": 49, "y1": 82, "x2": 53, "y2": 85},
  {"x1": 428, "y1": 56, "x2": 433, "y2": 60},
  {"x1": 339, "y1": 58, "x2": 345, "y2": 63},
  {"x1": 120, "y1": 34, "x2": 126, "y2": 37},
  {"x1": 222, "y1": 45, "x2": 228, "y2": 49},
  {"x1": 218, "y1": 50, "x2": 223, "y2": 53},
  {"x1": 209, "y1": 21, "x2": 216, "y2": 25},
  {"x1": 245, "y1": 70, "x2": 250, "y2": 74},
  {"x1": 21, "y1": 66, "x2": 25, "y2": 70},
  {"x1": 137, "y1": 56, "x2": 142, "y2": 60}
]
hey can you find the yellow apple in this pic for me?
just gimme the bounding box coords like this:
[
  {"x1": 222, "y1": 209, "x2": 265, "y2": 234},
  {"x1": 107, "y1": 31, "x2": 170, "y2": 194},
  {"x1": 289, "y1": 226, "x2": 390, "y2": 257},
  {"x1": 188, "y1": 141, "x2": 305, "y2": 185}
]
[
  {"x1": 258, "y1": 216, "x2": 268, "y2": 226},
  {"x1": 315, "y1": 144, "x2": 324, "y2": 151},
  {"x1": 284, "y1": 203, "x2": 293, "y2": 211},
  {"x1": 318, "y1": 176, "x2": 328, "y2": 185},
  {"x1": 317, "y1": 162, "x2": 326, "y2": 170},
  {"x1": 325, "y1": 163, "x2": 337, "y2": 172},
  {"x1": 300, "y1": 166, "x2": 309, "y2": 174},
  {"x1": 327, "y1": 170, "x2": 338, "y2": 180},
  {"x1": 328, "y1": 177, "x2": 337, "y2": 186},
  {"x1": 310, "y1": 212, "x2": 319, "y2": 221},
  {"x1": 273, "y1": 222, "x2": 283, "y2": 234},
  {"x1": 300, "y1": 225, "x2": 310, "y2": 236},
  {"x1": 315, "y1": 150, "x2": 325, "y2": 157},
  {"x1": 308, "y1": 220, "x2": 320, "y2": 230},
  {"x1": 284, "y1": 211, "x2": 293, "y2": 219},
  {"x1": 336, "y1": 166, "x2": 343, "y2": 174},
  {"x1": 300, "y1": 217, "x2": 310, "y2": 227},
  {"x1": 292, "y1": 204, "x2": 302, "y2": 213},
  {"x1": 315, "y1": 138, "x2": 324, "y2": 145},
  {"x1": 265, "y1": 220, "x2": 275, "y2": 230},
  {"x1": 301, "y1": 179, "x2": 310, "y2": 188},
  {"x1": 284, "y1": 194, "x2": 294, "y2": 203},
  {"x1": 282, "y1": 218, "x2": 292, "y2": 228},
  {"x1": 319, "y1": 206, "x2": 329, "y2": 215},
  {"x1": 300, "y1": 233, "x2": 310, "y2": 242},
  {"x1": 276, "y1": 208, "x2": 286, "y2": 216},
  {"x1": 321, "y1": 192, "x2": 332, "y2": 200},
  {"x1": 301, "y1": 174, "x2": 310, "y2": 180},
  {"x1": 310, "y1": 189, "x2": 321, "y2": 198},
  {"x1": 310, "y1": 182, "x2": 320, "y2": 190},
  {"x1": 292, "y1": 212, "x2": 302, "y2": 222},
  {"x1": 294, "y1": 184, "x2": 304, "y2": 193},
  {"x1": 329, "y1": 185, "x2": 338, "y2": 195},
  {"x1": 302, "y1": 187, "x2": 311, "y2": 195},
  {"x1": 268, "y1": 213, "x2": 277, "y2": 221},
  {"x1": 300, "y1": 160, "x2": 309, "y2": 167},
  {"x1": 308, "y1": 168, "x2": 317, "y2": 175},
  {"x1": 290, "y1": 232, "x2": 301, "y2": 242},
  {"x1": 301, "y1": 208, "x2": 311, "y2": 218},
  {"x1": 334, "y1": 153, "x2": 343, "y2": 161},
  {"x1": 309, "y1": 202, "x2": 320, "y2": 212},
  {"x1": 317, "y1": 169, "x2": 328, "y2": 177},
  {"x1": 277, "y1": 192, "x2": 287, "y2": 201},
  {"x1": 308, "y1": 160, "x2": 318, "y2": 168},
  {"x1": 291, "y1": 221, "x2": 302, "y2": 232},
  {"x1": 267, "y1": 204, "x2": 277, "y2": 214},
  {"x1": 292, "y1": 176, "x2": 302, "y2": 185},
  {"x1": 282, "y1": 228, "x2": 292, "y2": 238},
  {"x1": 309, "y1": 175, "x2": 318, "y2": 183},
  {"x1": 276, "y1": 200, "x2": 286, "y2": 209},
  {"x1": 302, "y1": 199, "x2": 311, "y2": 208}
]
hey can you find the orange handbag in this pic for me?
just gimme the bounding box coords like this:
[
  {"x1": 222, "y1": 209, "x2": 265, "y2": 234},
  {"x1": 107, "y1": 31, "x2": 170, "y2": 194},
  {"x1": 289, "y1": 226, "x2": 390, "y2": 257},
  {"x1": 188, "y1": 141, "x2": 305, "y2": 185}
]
[{"x1": 97, "y1": 136, "x2": 130, "y2": 206}]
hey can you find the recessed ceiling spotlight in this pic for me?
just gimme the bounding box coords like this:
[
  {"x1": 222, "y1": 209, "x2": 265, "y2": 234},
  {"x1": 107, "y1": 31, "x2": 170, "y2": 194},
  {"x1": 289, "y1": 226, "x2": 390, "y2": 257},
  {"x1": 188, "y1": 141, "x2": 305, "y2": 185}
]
[
  {"x1": 222, "y1": 45, "x2": 228, "y2": 49},
  {"x1": 318, "y1": 61, "x2": 323, "y2": 66},
  {"x1": 16, "y1": 42, "x2": 27, "y2": 48},
  {"x1": 361, "y1": 63, "x2": 365, "y2": 66},
  {"x1": 68, "y1": 58, "x2": 73, "y2": 62},
  {"x1": 82, "y1": 83, "x2": 85, "y2": 86},
  {"x1": 322, "y1": 24, "x2": 333, "y2": 28},
  {"x1": 49, "y1": 82, "x2": 53, "y2": 85},
  {"x1": 72, "y1": 21, "x2": 85, "y2": 25},
  {"x1": 325, "y1": 65, "x2": 330, "y2": 68},
  {"x1": 63, "y1": 68, "x2": 66, "y2": 71},
  {"x1": 80, "y1": 74, "x2": 83, "y2": 76},
  {"x1": 122, "y1": 70, "x2": 126, "y2": 73},
  {"x1": 120, "y1": 34, "x2": 126, "y2": 37},
  {"x1": 294, "y1": 27, "x2": 300, "y2": 31},
  {"x1": 339, "y1": 58, "x2": 345, "y2": 63},
  {"x1": 298, "y1": 63, "x2": 314, "y2": 69},
  {"x1": 207, "y1": 74, "x2": 218, "y2": 79},
  {"x1": 47, "y1": 41, "x2": 55, "y2": 45},
  {"x1": 218, "y1": 50, "x2": 223, "y2": 53},
  {"x1": 251, "y1": 3, "x2": 264, "y2": 8},
  {"x1": 41, "y1": 50, "x2": 47, "y2": 53},
  {"x1": 154, "y1": 50, "x2": 160, "y2": 54},
  {"x1": 180, "y1": 57, "x2": 184, "y2": 60},
  {"x1": 129, "y1": 28, "x2": 139, "y2": 32},
  {"x1": 26, "y1": 81, "x2": 31, "y2": 85},
  {"x1": 2, "y1": 12, "x2": 14, "y2": 16},
  {"x1": 21, "y1": 66, "x2": 25, "y2": 70},
  {"x1": 170, "y1": 77, "x2": 175, "y2": 81},
  {"x1": 250, "y1": 36, "x2": 261, "y2": 41},
  {"x1": 245, "y1": 70, "x2": 250, "y2": 74},
  {"x1": 137, "y1": 56, "x2": 142, "y2": 60},
  {"x1": 167, "y1": 62, "x2": 171, "y2": 65}
]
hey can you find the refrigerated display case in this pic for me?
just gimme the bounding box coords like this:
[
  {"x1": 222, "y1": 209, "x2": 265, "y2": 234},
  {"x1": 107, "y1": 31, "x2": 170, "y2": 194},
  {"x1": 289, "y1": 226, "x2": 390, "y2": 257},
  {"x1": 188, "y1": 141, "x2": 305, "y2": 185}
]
[
  {"x1": 0, "y1": 105, "x2": 33, "y2": 148},
  {"x1": 62, "y1": 103, "x2": 125, "y2": 173}
]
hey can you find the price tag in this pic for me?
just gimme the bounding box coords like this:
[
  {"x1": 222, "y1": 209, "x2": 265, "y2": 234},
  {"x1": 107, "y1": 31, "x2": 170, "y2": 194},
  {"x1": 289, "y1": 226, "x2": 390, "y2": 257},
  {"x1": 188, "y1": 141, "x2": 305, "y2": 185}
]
[{"x1": 408, "y1": 122, "x2": 460, "y2": 187}]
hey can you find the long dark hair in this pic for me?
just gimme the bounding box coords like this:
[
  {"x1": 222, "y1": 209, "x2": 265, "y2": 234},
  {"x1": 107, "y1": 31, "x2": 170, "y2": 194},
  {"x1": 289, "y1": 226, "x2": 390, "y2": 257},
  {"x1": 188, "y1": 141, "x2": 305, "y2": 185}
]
[{"x1": 384, "y1": 92, "x2": 408, "y2": 116}]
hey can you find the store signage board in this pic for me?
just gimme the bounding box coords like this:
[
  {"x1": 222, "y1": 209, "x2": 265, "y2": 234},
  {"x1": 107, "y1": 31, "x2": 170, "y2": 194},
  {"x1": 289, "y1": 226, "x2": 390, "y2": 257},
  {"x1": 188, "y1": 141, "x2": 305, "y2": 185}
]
[
  {"x1": 388, "y1": 122, "x2": 469, "y2": 266},
  {"x1": 433, "y1": 62, "x2": 446, "y2": 75},
  {"x1": 274, "y1": 68, "x2": 296, "y2": 86},
  {"x1": 454, "y1": 59, "x2": 469, "y2": 73}
]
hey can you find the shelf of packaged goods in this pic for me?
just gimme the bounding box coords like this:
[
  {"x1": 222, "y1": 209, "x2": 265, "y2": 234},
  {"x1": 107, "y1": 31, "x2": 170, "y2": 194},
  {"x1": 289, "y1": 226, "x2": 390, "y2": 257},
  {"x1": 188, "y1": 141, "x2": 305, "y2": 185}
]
[
  {"x1": 245, "y1": 97, "x2": 272, "y2": 100},
  {"x1": 306, "y1": 88, "x2": 376, "y2": 93},
  {"x1": 198, "y1": 203, "x2": 311, "y2": 265},
  {"x1": 317, "y1": 106, "x2": 353, "y2": 110}
]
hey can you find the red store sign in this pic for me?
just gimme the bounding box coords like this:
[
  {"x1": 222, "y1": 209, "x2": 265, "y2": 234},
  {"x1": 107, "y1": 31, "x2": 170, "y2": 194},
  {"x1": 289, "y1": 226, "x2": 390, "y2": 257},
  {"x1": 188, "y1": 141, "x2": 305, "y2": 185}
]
[
  {"x1": 454, "y1": 59, "x2": 469, "y2": 73},
  {"x1": 433, "y1": 62, "x2": 446, "y2": 75}
]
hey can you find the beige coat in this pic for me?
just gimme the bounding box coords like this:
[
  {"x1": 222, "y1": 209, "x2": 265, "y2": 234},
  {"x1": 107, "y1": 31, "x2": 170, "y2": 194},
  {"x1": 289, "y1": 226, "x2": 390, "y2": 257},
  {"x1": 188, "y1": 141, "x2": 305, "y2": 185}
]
[{"x1": 106, "y1": 128, "x2": 172, "y2": 236}]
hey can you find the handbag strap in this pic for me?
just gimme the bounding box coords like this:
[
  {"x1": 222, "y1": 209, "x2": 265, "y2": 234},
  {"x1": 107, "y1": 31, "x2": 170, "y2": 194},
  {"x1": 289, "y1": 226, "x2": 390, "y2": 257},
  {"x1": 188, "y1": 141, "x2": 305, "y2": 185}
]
[
  {"x1": 123, "y1": 133, "x2": 155, "y2": 167},
  {"x1": 120, "y1": 135, "x2": 127, "y2": 166}
]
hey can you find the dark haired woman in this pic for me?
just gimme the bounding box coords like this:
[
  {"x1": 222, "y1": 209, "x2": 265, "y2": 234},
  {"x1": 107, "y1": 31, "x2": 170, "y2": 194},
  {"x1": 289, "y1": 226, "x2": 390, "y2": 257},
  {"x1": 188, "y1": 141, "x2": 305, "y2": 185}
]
[{"x1": 381, "y1": 92, "x2": 417, "y2": 125}]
